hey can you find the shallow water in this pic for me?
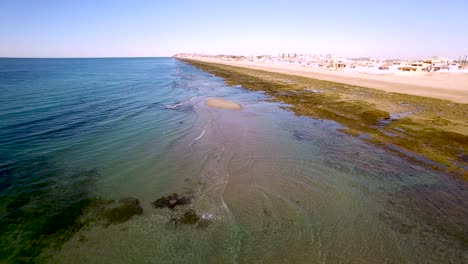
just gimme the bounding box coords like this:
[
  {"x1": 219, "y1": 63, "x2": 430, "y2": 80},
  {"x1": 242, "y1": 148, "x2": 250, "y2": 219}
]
[{"x1": 0, "y1": 58, "x2": 466, "y2": 263}]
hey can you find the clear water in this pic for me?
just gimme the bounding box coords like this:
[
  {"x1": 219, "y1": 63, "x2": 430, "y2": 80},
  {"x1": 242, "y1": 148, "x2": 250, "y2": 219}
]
[{"x1": 0, "y1": 58, "x2": 466, "y2": 263}]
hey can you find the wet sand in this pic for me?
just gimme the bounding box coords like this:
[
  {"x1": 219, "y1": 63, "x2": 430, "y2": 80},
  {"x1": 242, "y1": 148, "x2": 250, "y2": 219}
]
[{"x1": 192, "y1": 58, "x2": 468, "y2": 104}]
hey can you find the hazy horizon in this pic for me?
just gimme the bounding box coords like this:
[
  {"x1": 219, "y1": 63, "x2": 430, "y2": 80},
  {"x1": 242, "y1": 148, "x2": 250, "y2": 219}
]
[
  {"x1": 1, "y1": 0, "x2": 467, "y2": 59},
  {"x1": 0, "y1": 54, "x2": 465, "y2": 61}
]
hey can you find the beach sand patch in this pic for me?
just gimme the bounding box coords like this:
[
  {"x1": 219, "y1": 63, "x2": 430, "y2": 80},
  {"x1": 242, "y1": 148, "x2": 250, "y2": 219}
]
[{"x1": 204, "y1": 98, "x2": 243, "y2": 110}]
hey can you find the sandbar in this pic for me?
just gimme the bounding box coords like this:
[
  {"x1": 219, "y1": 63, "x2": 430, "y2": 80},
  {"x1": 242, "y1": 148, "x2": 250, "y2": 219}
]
[{"x1": 204, "y1": 98, "x2": 243, "y2": 110}]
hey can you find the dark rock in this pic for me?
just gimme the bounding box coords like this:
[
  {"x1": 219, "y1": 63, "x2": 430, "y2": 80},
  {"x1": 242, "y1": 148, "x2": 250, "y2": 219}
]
[
  {"x1": 168, "y1": 210, "x2": 211, "y2": 228},
  {"x1": 179, "y1": 210, "x2": 200, "y2": 225},
  {"x1": 152, "y1": 193, "x2": 191, "y2": 209},
  {"x1": 104, "y1": 197, "x2": 143, "y2": 224}
]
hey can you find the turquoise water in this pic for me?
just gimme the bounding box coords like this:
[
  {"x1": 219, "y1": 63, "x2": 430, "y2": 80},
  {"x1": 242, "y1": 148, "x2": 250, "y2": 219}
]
[{"x1": 0, "y1": 58, "x2": 466, "y2": 263}]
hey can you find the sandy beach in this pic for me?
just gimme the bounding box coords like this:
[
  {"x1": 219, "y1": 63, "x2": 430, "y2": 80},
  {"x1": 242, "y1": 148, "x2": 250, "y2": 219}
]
[{"x1": 192, "y1": 58, "x2": 468, "y2": 104}]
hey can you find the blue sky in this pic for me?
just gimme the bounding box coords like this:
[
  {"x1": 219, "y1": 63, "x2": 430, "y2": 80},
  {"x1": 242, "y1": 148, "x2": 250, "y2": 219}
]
[{"x1": 0, "y1": 0, "x2": 467, "y2": 58}]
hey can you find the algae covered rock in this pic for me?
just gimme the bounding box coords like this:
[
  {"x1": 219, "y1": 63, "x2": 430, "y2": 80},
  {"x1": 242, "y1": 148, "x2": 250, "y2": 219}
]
[
  {"x1": 153, "y1": 193, "x2": 211, "y2": 228},
  {"x1": 152, "y1": 193, "x2": 191, "y2": 209},
  {"x1": 179, "y1": 210, "x2": 200, "y2": 225},
  {"x1": 168, "y1": 210, "x2": 212, "y2": 228}
]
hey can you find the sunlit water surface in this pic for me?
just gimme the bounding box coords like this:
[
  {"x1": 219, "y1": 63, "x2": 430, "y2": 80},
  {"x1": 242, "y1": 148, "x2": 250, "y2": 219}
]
[{"x1": 0, "y1": 58, "x2": 466, "y2": 263}]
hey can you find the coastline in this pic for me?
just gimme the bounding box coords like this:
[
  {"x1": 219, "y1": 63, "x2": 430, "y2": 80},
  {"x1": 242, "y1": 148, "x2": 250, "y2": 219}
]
[
  {"x1": 179, "y1": 58, "x2": 468, "y2": 179},
  {"x1": 188, "y1": 57, "x2": 468, "y2": 104}
]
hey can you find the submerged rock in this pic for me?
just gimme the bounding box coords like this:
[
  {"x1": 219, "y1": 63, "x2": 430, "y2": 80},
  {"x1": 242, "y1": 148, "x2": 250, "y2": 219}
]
[
  {"x1": 104, "y1": 197, "x2": 143, "y2": 224},
  {"x1": 179, "y1": 210, "x2": 200, "y2": 225},
  {"x1": 168, "y1": 210, "x2": 211, "y2": 228},
  {"x1": 153, "y1": 193, "x2": 211, "y2": 228},
  {"x1": 292, "y1": 130, "x2": 315, "y2": 141},
  {"x1": 152, "y1": 193, "x2": 191, "y2": 209}
]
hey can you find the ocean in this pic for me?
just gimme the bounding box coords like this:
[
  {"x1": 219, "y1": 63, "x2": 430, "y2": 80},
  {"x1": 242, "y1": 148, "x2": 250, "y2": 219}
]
[{"x1": 0, "y1": 58, "x2": 466, "y2": 263}]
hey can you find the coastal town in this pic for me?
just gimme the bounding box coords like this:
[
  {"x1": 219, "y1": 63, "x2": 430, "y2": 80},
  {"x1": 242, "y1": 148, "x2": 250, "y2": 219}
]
[{"x1": 175, "y1": 53, "x2": 468, "y2": 75}]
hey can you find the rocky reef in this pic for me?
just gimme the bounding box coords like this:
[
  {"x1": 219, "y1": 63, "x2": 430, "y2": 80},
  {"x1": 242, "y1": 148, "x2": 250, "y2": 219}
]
[
  {"x1": 152, "y1": 193, "x2": 192, "y2": 209},
  {"x1": 152, "y1": 193, "x2": 211, "y2": 228}
]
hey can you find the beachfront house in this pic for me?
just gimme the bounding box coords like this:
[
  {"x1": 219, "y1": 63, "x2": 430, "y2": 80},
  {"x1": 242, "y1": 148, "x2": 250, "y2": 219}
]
[
  {"x1": 422, "y1": 58, "x2": 461, "y2": 72},
  {"x1": 397, "y1": 61, "x2": 432, "y2": 72}
]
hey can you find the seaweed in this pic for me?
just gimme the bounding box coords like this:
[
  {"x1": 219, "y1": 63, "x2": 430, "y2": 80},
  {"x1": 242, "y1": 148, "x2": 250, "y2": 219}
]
[
  {"x1": 0, "y1": 156, "x2": 103, "y2": 263},
  {"x1": 104, "y1": 197, "x2": 143, "y2": 224}
]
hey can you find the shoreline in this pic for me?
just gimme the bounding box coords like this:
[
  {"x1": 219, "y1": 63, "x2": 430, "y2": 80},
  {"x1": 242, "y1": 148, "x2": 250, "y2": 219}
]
[
  {"x1": 188, "y1": 57, "x2": 468, "y2": 104},
  {"x1": 180, "y1": 58, "x2": 468, "y2": 179}
]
